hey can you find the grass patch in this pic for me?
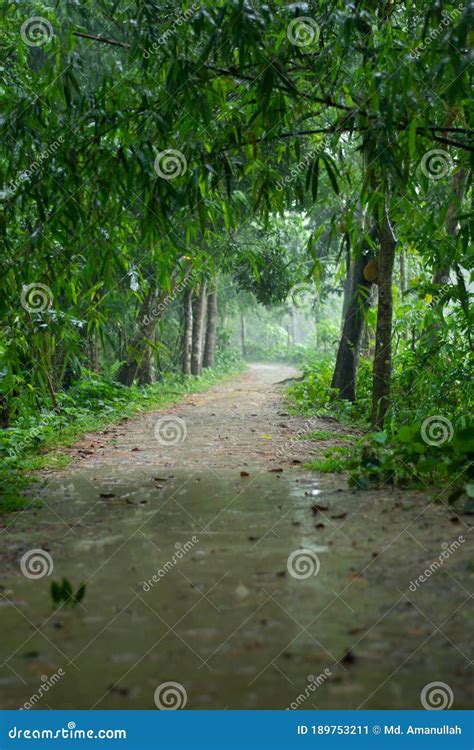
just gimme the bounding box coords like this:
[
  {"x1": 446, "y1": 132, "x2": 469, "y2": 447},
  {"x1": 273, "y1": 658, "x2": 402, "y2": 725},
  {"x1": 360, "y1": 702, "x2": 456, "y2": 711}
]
[
  {"x1": 305, "y1": 444, "x2": 358, "y2": 474},
  {"x1": 305, "y1": 456, "x2": 358, "y2": 473}
]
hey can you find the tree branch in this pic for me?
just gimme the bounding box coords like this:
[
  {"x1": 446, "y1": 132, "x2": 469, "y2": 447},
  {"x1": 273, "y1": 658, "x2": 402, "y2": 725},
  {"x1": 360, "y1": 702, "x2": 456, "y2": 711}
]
[{"x1": 72, "y1": 31, "x2": 130, "y2": 48}]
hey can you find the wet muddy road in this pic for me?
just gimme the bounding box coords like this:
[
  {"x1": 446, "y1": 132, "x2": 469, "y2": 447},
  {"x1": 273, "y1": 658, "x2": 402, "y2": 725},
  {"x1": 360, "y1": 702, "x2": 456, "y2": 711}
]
[{"x1": 0, "y1": 365, "x2": 472, "y2": 709}]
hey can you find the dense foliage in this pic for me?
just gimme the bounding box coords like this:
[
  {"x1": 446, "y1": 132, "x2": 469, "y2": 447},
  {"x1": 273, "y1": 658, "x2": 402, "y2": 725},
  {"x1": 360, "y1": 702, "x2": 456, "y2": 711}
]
[{"x1": 1, "y1": 0, "x2": 473, "y2": 508}]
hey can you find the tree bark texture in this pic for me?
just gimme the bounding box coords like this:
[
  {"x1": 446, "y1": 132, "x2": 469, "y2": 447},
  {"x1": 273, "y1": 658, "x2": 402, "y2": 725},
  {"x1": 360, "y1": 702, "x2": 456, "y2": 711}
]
[
  {"x1": 191, "y1": 282, "x2": 207, "y2": 375},
  {"x1": 331, "y1": 229, "x2": 375, "y2": 401},
  {"x1": 371, "y1": 208, "x2": 397, "y2": 428},
  {"x1": 182, "y1": 287, "x2": 193, "y2": 374},
  {"x1": 203, "y1": 290, "x2": 218, "y2": 368}
]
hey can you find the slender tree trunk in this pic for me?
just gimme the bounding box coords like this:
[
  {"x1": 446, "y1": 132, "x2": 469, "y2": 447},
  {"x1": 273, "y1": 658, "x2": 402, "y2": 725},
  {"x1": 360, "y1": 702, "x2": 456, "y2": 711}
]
[
  {"x1": 240, "y1": 312, "x2": 246, "y2": 357},
  {"x1": 399, "y1": 247, "x2": 409, "y2": 341},
  {"x1": 371, "y1": 208, "x2": 397, "y2": 428},
  {"x1": 0, "y1": 398, "x2": 9, "y2": 428},
  {"x1": 91, "y1": 335, "x2": 100, "y2": 373},
  {"x1": 340, "y1": 239, "x2": 352, "y2": 334},
  {"x1": 136, "y1": 316, "x2": 158, "y2": 385},
  {"x1": 331, "y1": 229, "x2": 375, "y2": 401},
  {"x1": 203, "y1": 290, "x2": 218, "y2": 368},
  {"x1": 399, "y1": 247, "x2": 408, "y2": 293},
  {"x1": 199, "y1": 288, "x2": 208, "y2": 369},
  {"x1": 191, "y1": 282, "x2": 207, "y2": 375},
  {"x1": 182, "y1": 287, "x2": 193, "y2": 374},
  {"x1": 361, "y1": 284, "x2": 377, "y2": 357}
]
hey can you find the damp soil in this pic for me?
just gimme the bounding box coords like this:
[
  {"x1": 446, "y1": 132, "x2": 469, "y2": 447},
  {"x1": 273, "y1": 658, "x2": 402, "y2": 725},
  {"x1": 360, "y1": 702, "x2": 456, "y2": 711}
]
[{"x1": 0, "y1": 364, "x2": 472, "y2": 709}]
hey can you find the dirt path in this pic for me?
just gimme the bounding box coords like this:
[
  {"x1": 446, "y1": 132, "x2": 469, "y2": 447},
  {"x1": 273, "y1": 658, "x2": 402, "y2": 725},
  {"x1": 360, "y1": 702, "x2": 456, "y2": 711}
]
[{"x1": 0, "y1": 364, "x2": 472, "y2": 710}]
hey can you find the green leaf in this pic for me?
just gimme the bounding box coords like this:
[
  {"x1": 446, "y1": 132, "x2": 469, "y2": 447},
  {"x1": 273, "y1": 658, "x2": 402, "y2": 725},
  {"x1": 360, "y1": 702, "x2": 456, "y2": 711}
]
[
  {"x1": 74, "y1": 583, "x2": 86, "y2": 603},
  {"x1": 51, "y1": 581, "x2": 62, "y2": 604}
]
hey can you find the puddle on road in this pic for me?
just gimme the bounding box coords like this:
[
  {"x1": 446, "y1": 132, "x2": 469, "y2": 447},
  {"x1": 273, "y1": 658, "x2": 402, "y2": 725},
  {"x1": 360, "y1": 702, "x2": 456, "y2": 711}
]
[{"x1": 0, "y1": 469, "x2": 471, "y2": 709}]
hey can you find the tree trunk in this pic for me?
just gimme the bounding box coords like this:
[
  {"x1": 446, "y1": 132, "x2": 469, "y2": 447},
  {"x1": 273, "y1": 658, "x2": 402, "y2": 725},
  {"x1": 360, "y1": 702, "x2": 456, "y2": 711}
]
[
  {"x1": 240, "y1": 313, "x2": 246, "y2": 357},
  {"x1": 137, "y1": 324, "x2": 157, "y2": 385},
  {"x1": 399, "y1": 247, "x2": 408, "y2": 294},
  {"x1": 371, "y1": 208, "x2": 397, "y2": 428},
  {"x1": 331, "y1": 229, "x2": 375, "y2": 401},
  {"x1": 182, "y1": 287, "x2": 193, "y2": 374},
  {"x1": 0, "y1": 398, "x2": 9, "y2": 428},
  {"x1": 340, "y1": 239, "x2": 352, "y2": 334},
  {"x1": 203, "y1": 290, "x2": 218, "y2": 368},
  {"x1": 191, "y1": 282, "x2": 207, "y2": 375},
  {"x1": 361, "y1": 284, "x2": 377, "y2": 357},
  {"x1": 117, "y1": 264, "x2": 193, "y2": 386},
  {"x1": 398, "y1": 247, "x2": 409, "y2": 341}
]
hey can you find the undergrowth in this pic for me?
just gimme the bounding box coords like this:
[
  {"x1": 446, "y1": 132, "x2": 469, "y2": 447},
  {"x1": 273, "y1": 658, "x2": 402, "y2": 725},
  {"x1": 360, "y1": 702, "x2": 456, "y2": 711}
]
[{"x1": 289, "y1": 341, "x2": 473, "y2": 508}]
